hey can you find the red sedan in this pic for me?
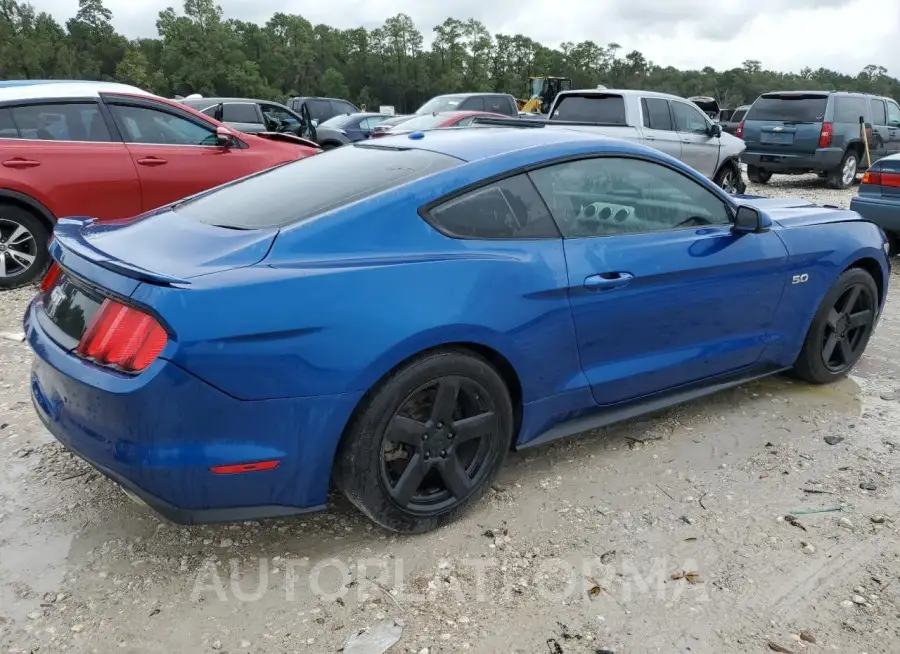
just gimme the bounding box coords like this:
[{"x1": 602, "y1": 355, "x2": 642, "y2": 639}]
[
  {"x1": 0, "y1": 81, "x2": 320, "y2": 287},
  {"x1": 370, "y1": 110, "x2": 507, "y2": 138}
]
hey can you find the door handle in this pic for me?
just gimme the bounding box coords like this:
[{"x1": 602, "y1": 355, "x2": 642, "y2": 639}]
[
  {"x1": 2, "y1": 158, "x2": 40, "y2": 169},
  {"x1": 584, "y1": 272, "x2": 634, "y2": 290},
  {"x1": 136, "y1": 157, "x2": 167, "y2": 166},
  {"x1": 644, "y1": 135, "x2": 656, "y2": 141},
  {"x1": 681, "y1": 139, "x2": 692, "y2": 144}
]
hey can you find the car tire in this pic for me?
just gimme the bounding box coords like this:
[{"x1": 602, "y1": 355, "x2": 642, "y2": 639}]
[
  {"x1": 792, "y1": 268, "x2": 879, "y2": 384},
  {"x1": 714, "y1": 162, "x2": 745, "y2": 195},
  {"x1": 747, "y1": 165, "x2": 772, "y2": 184},
  {"x1": 826, "y1": 150, "x2": 858, "y2": 190},
  {"x1": 334, "y1": 348, "x2": 514, "y2": 534},
  {"x1": 0, "y1": 202, "x2": 50, "y2": 289},
  {"x1": 320, "y1": 142, "x2": 339, "y2": 150}
]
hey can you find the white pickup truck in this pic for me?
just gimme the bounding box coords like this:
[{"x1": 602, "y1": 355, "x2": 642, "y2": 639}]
[{"x1": 490, "y1": 88, "x2": 748, "y2": 194}]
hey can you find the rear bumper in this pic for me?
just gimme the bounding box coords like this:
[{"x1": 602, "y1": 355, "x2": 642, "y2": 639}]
[
  {"x1": 25, "y1": 298, "x2": 361, "y2": 524},
  {"x1": 849, "y1": 195, "x2": 900, "y2": 234},
  {"x1": 742, "y1": 147, "x2": 844, "y2": 173}
]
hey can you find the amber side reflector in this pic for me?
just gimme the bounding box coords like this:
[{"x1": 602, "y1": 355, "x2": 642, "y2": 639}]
[{"x1": 209, "y1": 460, "x2": 281, "y2": 475}]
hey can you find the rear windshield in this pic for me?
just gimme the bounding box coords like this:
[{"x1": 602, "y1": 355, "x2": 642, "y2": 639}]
[
  {"x1": 416, "y1": 96, "x2": 466, "y2": 114},
  {"x1": 551, "y1": 94, "x2": 627, "y2": 124},
  {"x1": 319, "y1": 114, "x2": 355, "y2": 128},
  {"x1": 745, "y1": 94, "x2": 828, "y2": 123},
  {"x1": 171, "y1": 145, "x2": 461, "y2": 229}
]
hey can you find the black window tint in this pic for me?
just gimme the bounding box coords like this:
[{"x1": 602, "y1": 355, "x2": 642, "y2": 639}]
[
  {"x1": 110, "y1": 104, "x2": 217, "y2": 146},
  {"x1": 641, "y1": 98, "x2": 673, "y2": 131},
  {"x1": 745, "y1": 94, "x2": 828, "y2": 122},
  {"x1": 833, "y1": 96, "x2": 869, "y2": 123},
  {"x1": 331, "y1": 101, "x2": 356, "y2": 115},
  {"x1": 552, "y1": 95, "x2": 626, "y2": 124},
  {"x1": 731, "y1": 108, "x2": 747, "y2": 123},
  {"x1": 221, "y1": 103, "x2": 260, "y2": 123},
  {"x1": 9, "y1": 103, "x2": 110, "y2": 142},
  {"x1": 528, "y1": 157, "x2": 731, "y2": 238},
  {"x1": 871, "y1": 99, "x2": 887, "y2": 125},
  {"x1": 0, "y1": 107, "x2": 18, "y2": 138},
  {"x1": 173, "y1": 145, "x2": 461, "y2": 229},
  {"x1": 428, "y1": 174, "x2": 559, "y2": 239},
  {"x1": 309, "y1": 99, "x2": 331, "y2": 120},
  {"x1": 461, "y1": 96, "x2": 486, "y2": 111},
  {"x1": 483, "y1": 96, "x2": 507, "y2": 114},
  {"x1": 671, "y1": 101, "x2": 709, "y2": 134}
]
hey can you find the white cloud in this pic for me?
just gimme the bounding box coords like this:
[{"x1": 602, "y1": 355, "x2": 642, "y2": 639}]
[{"x1": 40, "y1": 0, "x2": 900, "y2": 76}]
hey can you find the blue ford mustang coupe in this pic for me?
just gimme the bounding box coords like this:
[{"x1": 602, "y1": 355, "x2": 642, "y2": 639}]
[{"x1": 26, "y1": 127, "x2": 890, "y2": 533}]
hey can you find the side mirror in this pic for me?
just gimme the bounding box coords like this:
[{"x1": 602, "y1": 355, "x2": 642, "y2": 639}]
[
  {"x1": 891, "y1": 119, "x2": 900, "y2": 128},
  {"x1": 732, "y1": 205, "x2": 768, "y2": 233},
  {"x1": 709, "y1": 123, "x2": 722, "y2": 138},
  {"x1": 215, "y1": 126, "x2": 235, "y2": 147}
]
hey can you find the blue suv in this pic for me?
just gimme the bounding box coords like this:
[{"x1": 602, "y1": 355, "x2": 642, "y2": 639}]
[{"x1": 740, "y1": 91, "x2": 900, "y2": 189}]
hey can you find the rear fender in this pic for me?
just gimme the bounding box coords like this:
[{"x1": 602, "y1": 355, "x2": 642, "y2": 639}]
[{"x1": 0, "y1": 188, "x2": 57, "y2": 228}]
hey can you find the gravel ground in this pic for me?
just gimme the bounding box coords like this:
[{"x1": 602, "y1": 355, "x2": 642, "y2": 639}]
[{"x1": 1, "y1": 174, "x2": 899, "y2": 654}]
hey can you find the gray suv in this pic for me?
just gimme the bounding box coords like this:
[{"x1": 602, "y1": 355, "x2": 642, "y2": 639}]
[{"x1": 740, "y1": 91, "x2": 900, "y2": 189}]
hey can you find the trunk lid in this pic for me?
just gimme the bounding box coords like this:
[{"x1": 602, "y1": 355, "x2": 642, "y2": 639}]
[
  {"x1": 742, "y1": 92, "x2": 828, "y2": 154},
  {"x1": 52, "y1": 211, "x2": 279, "y2": 286}
]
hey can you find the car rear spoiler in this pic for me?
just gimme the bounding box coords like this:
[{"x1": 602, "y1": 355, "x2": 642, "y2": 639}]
[{"x1": 52, "y1": 217, "x2": 191, "y2": 286}]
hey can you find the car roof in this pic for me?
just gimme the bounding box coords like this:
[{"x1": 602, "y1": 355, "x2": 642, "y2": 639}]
[
  {"x1": 432, "y1": 92, "x2": 510, "y2": 98},
  {"x1": 559, "y1": 88, "x2": 691, "y2": 102},
  {"x1": 365, "y1": 125, "x2": 642, "y2": 164},
  {"x1": 181, "y1": 97, "x2": 283, "y2": 105},
  {"x1": 0, "y1": 81, "x2": 153, "y2": 103}
]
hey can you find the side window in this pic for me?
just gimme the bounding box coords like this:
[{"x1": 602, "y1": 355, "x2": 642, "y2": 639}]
[
  {"x1": 290, "y1": 99, "x2": 300, "y2": 111},
  {"x1": 0, "y1": 107, "x2": 19, "y2": 138},
  {"x1": 833, "y1": 96, "x2": 869, "y2": 123},
  {"x1": 887, "y1": 101, "x2": 900, "y2": 126},
  {"x1": 528, "y1": 157, "x2": 732, "y2": 238},
  {"x1": 200, "y1": 106, "x2": 218, "y2": 119},
  {"x1": 310, "y1": 99, "x2": 331, "y2": 121},
  {"x1": 483, "y1": 96, "x2": 506, "y2": 114},
  {"x1": 427, "y1": 174, "x2": 560, "y2": 239},
  {"x1": 871, "y1": 99, "x2": 887, "y2": 126},
  {"x1": 109, "y1": 104, "x2": 217, "y2": 146},
  {"x1": 221, "y1": 103, "x2": 260, "y2": 124},
  {"x1": 460, "y1": 96, "x2": 486, "y2": 111},
  {"x1": 359, "y1": 116, "x2": 385, "y2": 130},
  {"x1": 331, "y1": 101, "x2": 356, "y2": 116},
  {"x1": 8, "y1": 103, "x2": 111, "y2": 142},
  {"x1": 671, "y1": 102, "x2": 710, "y2": 135},
  {"x1": 261, "y1": 104, "x2": 301, "y2": 127},
  {"x1": 641, "y1": 98, "x2": 673, "y2": 131}
]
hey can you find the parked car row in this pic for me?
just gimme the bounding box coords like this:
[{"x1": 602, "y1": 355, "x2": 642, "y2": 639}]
[{"x1": 0, "y1": 82, "x2": 320, "y2": 288}]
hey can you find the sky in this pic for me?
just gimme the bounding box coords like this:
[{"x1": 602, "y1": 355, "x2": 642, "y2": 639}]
[{"x1": 40, "y1": 0, "x2": 900, "y2": 76}]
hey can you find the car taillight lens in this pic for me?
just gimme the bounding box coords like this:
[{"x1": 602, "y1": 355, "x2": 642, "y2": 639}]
[
  {"x1": 76, "y1": 299, "x2": 167, "y2": 373},
  {"x1": 736, "y1": 120, "x2": 744, "y2": 138},
  {"x1": 818, "y1": 122, "x2": 833, "y2": 148},
  {"x1": 862, "y1": 170, "x2": 900, "y2": 187},
  {"x1": 39, "y1": 262, "x2": 61, "y2": 292}
]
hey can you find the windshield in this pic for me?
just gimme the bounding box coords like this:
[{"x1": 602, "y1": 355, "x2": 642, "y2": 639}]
[
  {"x1": 416, "y1": 96, "x2": 465, "y2": 114},
  {"x1": 171, "y1": 144, "x2": 462, "y2": 229},
  {"x1": 319, "y1": 114, "x2": 354, "y2": 128},
  {"x1": 745, "y1": 94, "x2": 828, "y2": 123},
  {"x1": 388, "y1": 113, "x2": 451, "y2": 131}
]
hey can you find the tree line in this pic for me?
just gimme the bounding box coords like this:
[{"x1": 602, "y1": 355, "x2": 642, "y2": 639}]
[{"x1": 2, "y1": 0, "x2": 899, "y2": 114}]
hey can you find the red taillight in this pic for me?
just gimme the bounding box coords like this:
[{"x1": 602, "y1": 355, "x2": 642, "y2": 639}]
[
  {"x1": 862, "y1": 170, "x2": 900, "y2": 187},
  {"x1": 39, "y1": 262, "x2": 61, "y2": 292},
  {"x1": 736, "y1": 120, "x2": 744, "y2": 138},
  {"x1": 76, "y1": 299, "x2": 167, "y2": 372},
  {"x1": 818, "y1": 122, "x2": 833, "y2": 148}
]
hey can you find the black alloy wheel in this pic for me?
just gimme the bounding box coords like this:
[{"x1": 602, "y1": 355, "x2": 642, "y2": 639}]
[
  {"x1": 380, "y1": 376, "x2": 496, "y2": 512},
  {"x1": 821, "y1": 283, "x2": 875, "y2": 373},
  {"x1": 793, "y1": 268, "x2": 878, "y2": 384},
  {"x1": 335, "y1": 350, "x2": 513, "y2": 533}
]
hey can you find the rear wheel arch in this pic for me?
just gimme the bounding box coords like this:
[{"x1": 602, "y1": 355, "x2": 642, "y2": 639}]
[
  {"x1": 335, "y1": 342, "x2": 524, "y2": 463},
  {"x1": 713, "y1": 157, "x2": 745, "y2": 194},
  {"x1": 0, "y1": 189, "x2": 56, "y2": 233}
]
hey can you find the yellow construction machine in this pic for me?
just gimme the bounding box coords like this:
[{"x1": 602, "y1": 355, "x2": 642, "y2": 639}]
[{"x1": 517, "y1": 76, "x2": 573, "y2": 114}]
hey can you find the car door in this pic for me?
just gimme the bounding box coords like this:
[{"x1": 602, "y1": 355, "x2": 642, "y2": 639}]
[
  {"x1": 104, "y1": 96, "x2": 267, "y2": 212},
  {"x1": 868, "y1": 98, "x2": 889, "y2": 163},
  {"x1": 528, "y1": 155, "x2": 789, "y2": 405},
  {"x1": 2, "y1": 101, "x2": 141, "y2": 220},
  {"x1": 671, "y1": 100, "x2": 720, "y2": 178},
  {"x1": 639, "y1": 97, "x2": 683, "y2": 160},
  {"x1": 885, "y1": 99, "x2": 900, "y2": 158},
  {"x1": 259, "y1": 102, "x2": 304, "y2": 135}
]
